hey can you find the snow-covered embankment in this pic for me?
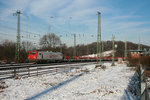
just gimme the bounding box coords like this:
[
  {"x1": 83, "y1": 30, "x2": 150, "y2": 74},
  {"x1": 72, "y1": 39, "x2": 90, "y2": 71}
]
[{"x1": 0, "y1": 62, "x2": 136, "y2": 100}]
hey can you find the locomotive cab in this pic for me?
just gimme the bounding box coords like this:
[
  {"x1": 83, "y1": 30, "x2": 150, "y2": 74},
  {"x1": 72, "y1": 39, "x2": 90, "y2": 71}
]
[{"x1": 28, "y1": 51, "x2": 38, "y2": 61}]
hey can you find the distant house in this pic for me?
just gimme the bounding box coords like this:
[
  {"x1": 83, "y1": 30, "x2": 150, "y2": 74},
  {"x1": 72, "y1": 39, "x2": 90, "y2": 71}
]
[{"x1": 129, "y1": 50, "x2": 146, "y2": 58}]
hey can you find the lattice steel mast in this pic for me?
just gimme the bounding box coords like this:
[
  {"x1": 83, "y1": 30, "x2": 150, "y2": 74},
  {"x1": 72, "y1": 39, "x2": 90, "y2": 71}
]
[
  {"x1": 73, "y1": 34, "x2": 76, "y2": 56},
  {"x1": 111, "y1": 35, "x2": 115, "y2": 66},
  {"x1": 97, "y1": 12, "x2": 101, "y2": 65},
  {"x1": 13, "y1": 10, "x2": 22, "y2": 62}
]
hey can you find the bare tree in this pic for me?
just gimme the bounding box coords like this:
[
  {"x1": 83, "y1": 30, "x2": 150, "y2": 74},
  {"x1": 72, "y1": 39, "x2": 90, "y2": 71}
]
[
  {"x1": 40, "y1": 33, "x2": 61, "y2": 48},
  {"x1": 0, "y1": 40, "x2": 16, "y2": 62},
  {"x1": 40, "y1": 34, "x2": 48, "y2": 47},
  {"x1": 22, "y1": 41, "x2": 34, "y2": 51}
]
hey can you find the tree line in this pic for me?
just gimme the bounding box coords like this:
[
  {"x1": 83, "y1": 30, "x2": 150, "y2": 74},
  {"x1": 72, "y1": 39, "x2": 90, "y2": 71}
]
[{"x1": 0, "y1": 33, "x2": 150, "y2": 63}]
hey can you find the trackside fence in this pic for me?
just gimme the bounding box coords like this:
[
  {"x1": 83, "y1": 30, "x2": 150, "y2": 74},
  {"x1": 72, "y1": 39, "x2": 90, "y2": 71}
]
[
  {"x1": 0, "y1": 63, "x2": 90, "y2": 80},
  {"x1": 137, "y1": 64, "x2": 149, "y2": 100}
]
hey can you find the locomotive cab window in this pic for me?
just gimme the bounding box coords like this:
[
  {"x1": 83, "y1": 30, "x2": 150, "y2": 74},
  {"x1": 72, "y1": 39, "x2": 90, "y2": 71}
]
[{"x1": 31, "y1": 52, "x2": 36, "y2": 55}]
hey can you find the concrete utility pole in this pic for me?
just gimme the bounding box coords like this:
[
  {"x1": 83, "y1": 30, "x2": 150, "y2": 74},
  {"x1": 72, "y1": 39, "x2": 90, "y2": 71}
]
[
  {"x1": 13, "y1": 10, "x2": 22, "y2": 62},
  {"x1": 138, "y1": 37, "x2": 141, "y2": 50},
  {"x1": 73, "y1": 34, "x2": 76, "y2": 56},
  {"x1": 124, "y1": 40, "x2": 127, "y2": 59},
  {"x1": 102, "y1": 41, "x2": 104, "y2": 54},
  {"x1": 59, "y1": 35, "x2": 62, "y2": 53},
  {"x1": 87, "y1": 45, "x2": 89, "y2": 55},
  {"x1": 97, "y1": 12, "x2": 101, "y2": 65},
  {"x1": 60, "y1": 43, "x2": 62, "y2": 53},
  {"x1": 111, "y1": 34, "x2": 115, "y2": 66}
]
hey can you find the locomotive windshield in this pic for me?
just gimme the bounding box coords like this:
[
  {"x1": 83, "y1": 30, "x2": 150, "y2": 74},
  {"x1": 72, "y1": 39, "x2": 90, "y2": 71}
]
[{"x1": 30, "y1": 52, "x2": 37, "y2": 55}]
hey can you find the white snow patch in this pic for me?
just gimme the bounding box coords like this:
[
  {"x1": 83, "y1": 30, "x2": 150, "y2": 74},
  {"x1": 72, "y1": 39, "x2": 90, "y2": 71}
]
[
  {"x1": 0, "y1": 62, "x2": 135, "y2": 100},
  {"x1": 82, "y1": 50, "x2": 113, "y2": 57}
]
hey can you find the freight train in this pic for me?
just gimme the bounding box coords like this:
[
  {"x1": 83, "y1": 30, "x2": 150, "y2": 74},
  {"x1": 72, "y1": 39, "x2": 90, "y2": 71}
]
[{"x1": 28, "y1": 50, "x2": 125, "y2": 63}]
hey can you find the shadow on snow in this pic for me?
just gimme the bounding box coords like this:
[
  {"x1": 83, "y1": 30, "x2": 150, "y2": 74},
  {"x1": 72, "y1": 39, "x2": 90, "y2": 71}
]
[
  {"x1": 26, "y1": 72, "x2": 85, "y2": 100},
  {"x1": 121, "y1": 71, "x2": 140, "y2": 100}
]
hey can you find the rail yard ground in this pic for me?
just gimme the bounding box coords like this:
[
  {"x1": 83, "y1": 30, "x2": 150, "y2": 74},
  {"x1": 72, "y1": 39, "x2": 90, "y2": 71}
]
[{"x1": 0, "y1": 62, "x2": 139, "y2": 100}]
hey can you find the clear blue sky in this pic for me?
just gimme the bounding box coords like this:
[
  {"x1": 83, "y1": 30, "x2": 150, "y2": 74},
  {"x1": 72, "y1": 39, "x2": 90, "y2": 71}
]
[{"x1": 0, "y1": 0, "x2": 150, "y2": 47}]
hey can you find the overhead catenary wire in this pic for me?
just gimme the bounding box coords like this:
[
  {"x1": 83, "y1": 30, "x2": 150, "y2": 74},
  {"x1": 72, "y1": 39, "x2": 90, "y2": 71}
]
[
  {"x1": 0, "y1": 24, "x2": 41, "y2": 36},
  {"x1": 0, "y1": 31, "x2": 40, "y2": 41},
  {"x1": 0, "y1": 13, "x2": 97, "y2": 47}
]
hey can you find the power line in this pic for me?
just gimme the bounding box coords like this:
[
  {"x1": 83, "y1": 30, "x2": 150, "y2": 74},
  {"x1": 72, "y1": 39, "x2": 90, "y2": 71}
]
[
  {"x1": 0, "y1": 32, "x2": 15, "y2": 36},
  {"x1": 0, "y1": 24, "x2": 41, "y2": 36},
  {"x1": 0, "y1": 25, "x2": 16, "y2": 31},
  {"x1": 0, "y1": 31, "x2": 39, "y2": 40}
]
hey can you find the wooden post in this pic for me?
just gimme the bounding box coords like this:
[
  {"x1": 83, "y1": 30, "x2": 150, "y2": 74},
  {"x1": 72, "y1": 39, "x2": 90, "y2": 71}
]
[
  {"x1": 69, "y1": 66, "x2": 71, "y2": 72},
  {"x1": 14, "y1": 68, "x2": 16, "y2": 78},
  {"x1": 37, "y1": 67, "x2": 38, "y2": 76},
  {"x1": 56, "y1": 68, "x2": 57, "y2": 73},
  {"x1": 64, "y1": 67, "x2": 66, "y2": 72},
  {"x1": 28, "y1": 67, "x2": 30, "y2": 77}
]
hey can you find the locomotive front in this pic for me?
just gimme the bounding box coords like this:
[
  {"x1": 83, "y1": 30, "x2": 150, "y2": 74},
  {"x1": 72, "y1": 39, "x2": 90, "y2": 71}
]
[{"x1": 28, "y1": 51, "x2": 39, "y2": 61}]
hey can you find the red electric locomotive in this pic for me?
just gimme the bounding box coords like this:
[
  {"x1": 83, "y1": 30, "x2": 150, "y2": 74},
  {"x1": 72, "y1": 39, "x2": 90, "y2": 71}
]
[{"x1": 28, "y1": 51, "x2": 63, "y2": 63}]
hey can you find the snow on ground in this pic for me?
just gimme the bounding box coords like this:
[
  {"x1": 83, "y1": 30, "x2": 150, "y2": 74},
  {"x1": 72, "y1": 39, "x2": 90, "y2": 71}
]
[
  {"x1": 0, "y1": 62, "x2": 135, "y2": 100},
  {"x1": 82, "y1": 50, "x2": 113, "y2": 57}
]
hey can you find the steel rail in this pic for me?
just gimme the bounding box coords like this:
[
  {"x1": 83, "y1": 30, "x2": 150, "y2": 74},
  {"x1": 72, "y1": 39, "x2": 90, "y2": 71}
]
[{"x1": 0, "y1": 62, "x2": 95, "y2": 80}]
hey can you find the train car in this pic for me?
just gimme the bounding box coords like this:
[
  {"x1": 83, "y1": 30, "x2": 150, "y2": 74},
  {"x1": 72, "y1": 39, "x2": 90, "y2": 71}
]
[
  {"x1": 28, "y1": 51, "x2": 63, "y2": 63},
  {"x1": 129, "y1": 50, "x2": 146, "y2": 58}
]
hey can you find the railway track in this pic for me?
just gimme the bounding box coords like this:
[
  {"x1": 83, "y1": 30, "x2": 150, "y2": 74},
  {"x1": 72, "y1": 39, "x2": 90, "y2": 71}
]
[{"x1": 0, "y1": 62, "x2": 96, "y2": 80}]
